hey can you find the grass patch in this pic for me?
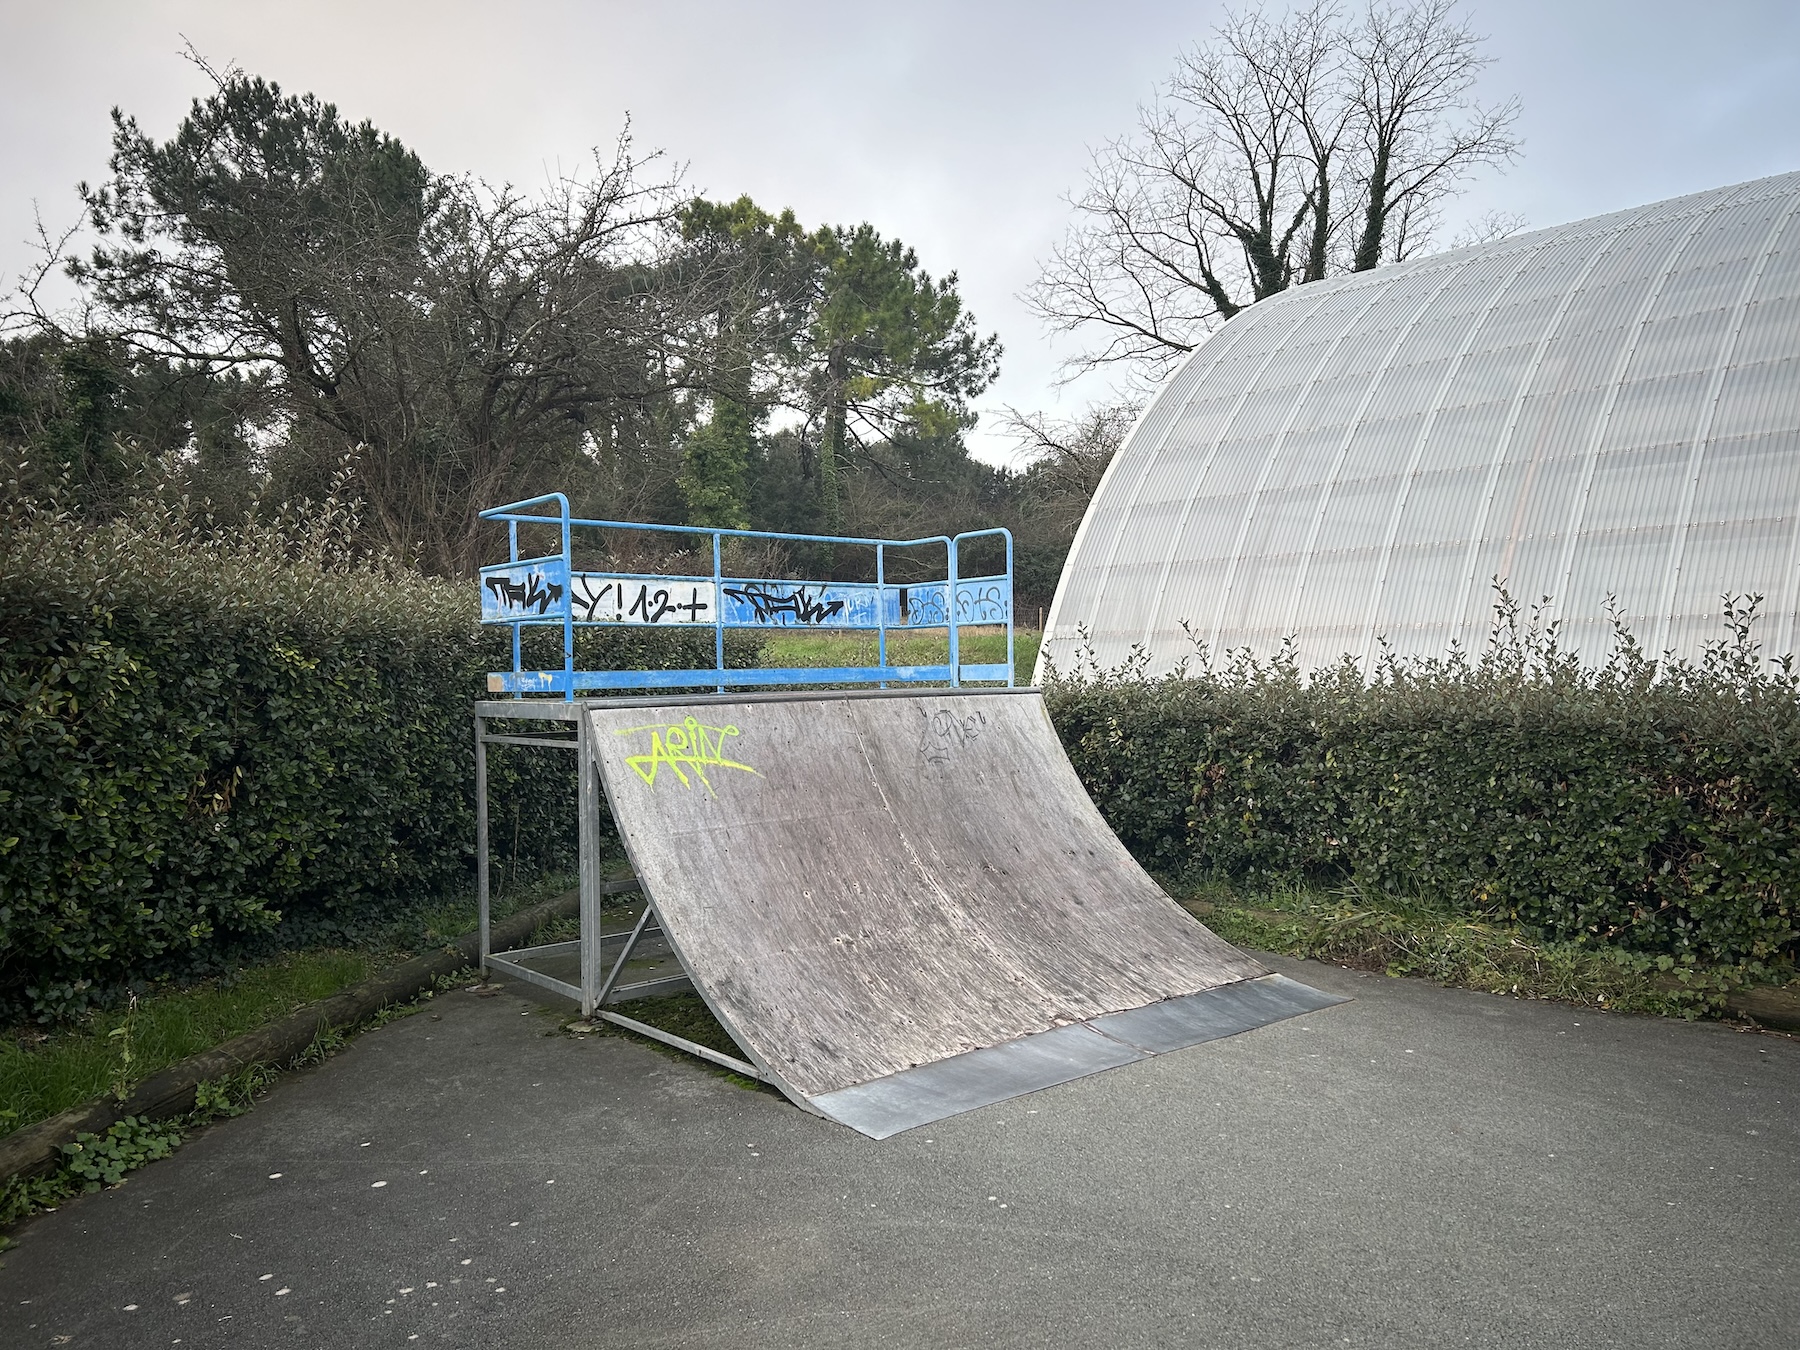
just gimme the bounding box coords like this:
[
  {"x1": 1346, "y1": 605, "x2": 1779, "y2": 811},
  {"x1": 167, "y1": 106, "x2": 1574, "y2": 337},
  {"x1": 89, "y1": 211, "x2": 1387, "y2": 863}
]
[
  {"x1": 0, "y1": 975, "x2": 469, "y2": 1237},
  {"x1": 0, "y1": 952, "x2": 371, "y2": 1138},
  {"x1": 1179, "y1": 876, "x2": 1774, "y2": 1019},
  {"x1": 0, "y1": 869, "x2": 580, "y2": 1142},
  {"x1": 755, "y1": 626, "x2": 1041, "y2": 682}
]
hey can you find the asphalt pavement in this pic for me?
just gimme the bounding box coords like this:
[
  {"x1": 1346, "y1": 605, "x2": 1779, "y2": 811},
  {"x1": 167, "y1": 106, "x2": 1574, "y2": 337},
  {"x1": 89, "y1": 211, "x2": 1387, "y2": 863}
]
[{"x1": 1, "y1": 956, "x2": 1794, "y2": 1350}]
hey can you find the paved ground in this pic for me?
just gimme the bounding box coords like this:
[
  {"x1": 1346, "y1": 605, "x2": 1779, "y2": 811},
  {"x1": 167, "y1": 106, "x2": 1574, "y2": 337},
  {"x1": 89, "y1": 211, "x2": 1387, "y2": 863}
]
[{"x1": 1, "y1": 957, "x2": 1795, "y2": 1350}]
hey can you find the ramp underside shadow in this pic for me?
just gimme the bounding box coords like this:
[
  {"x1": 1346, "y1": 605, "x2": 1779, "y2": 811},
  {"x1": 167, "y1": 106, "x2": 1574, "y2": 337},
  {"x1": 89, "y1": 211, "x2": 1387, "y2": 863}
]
[{"x1": 586, "y1": 689, "x2": 1341, "y2": 1134}]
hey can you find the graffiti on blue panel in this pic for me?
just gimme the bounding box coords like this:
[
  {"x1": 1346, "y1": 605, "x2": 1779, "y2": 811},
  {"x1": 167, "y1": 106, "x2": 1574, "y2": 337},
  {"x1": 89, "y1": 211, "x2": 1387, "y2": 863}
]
[
  {"x1": 883, "y1": 582, "x2": 1008, "y2": 627},
  {"x1": 956, "y1": 583, "x2": 1010, "y2": 624},
  {"x1": 718, "y1": 579, "x2": 884, "y2": 627},
  {"x1": 893, "y1": 584, "x2": 948, "y2": 627},
  {"x1": 722, "y1": 582, "x2": 846, "y2": 626},
  {"x1": 570, "y1": 574, "x2": 716, "y2": 625},
  {"x1": 481, "y1": 560, "x2": 569, "y2": 621}
]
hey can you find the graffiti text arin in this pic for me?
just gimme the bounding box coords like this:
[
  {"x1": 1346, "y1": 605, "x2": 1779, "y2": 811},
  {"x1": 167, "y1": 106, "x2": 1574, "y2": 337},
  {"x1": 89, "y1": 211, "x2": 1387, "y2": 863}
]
[{"x1": 617, "y1": 718, "x2": 758, "y2": 796}]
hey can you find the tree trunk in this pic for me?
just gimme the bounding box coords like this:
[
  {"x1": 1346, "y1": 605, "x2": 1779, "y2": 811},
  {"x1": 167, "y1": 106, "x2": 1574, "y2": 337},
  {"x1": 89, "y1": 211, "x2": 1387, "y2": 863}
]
[
  {"x1": 817, "y1": 343, "x2": 847, "y2": 534},
  {"x1": 1353, "y1": 148, "x2": 1392, "y2": 273}
]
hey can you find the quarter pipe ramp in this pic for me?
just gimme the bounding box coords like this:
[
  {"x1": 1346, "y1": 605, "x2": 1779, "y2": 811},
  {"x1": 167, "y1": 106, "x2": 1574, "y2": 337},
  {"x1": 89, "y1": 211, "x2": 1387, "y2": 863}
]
[{"x1": 583, "y1": 688, "x2": 1344, "y2": 1137}]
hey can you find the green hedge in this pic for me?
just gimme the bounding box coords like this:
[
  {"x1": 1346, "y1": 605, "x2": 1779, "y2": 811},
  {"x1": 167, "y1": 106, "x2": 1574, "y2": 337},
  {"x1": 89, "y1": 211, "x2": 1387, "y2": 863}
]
[
  {"x1": 1046, "y1": 605, "x2": 1800, "y2": 972},
  {"x1": 0, "y1": 502, "x2": 757, "y2": 1021}
]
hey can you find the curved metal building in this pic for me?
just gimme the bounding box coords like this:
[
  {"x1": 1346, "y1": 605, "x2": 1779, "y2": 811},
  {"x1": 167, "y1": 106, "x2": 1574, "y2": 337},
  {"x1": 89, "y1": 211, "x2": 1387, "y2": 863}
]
[{"x1": 1039, "y1": 171, "x2": 1800, "y2": 678}]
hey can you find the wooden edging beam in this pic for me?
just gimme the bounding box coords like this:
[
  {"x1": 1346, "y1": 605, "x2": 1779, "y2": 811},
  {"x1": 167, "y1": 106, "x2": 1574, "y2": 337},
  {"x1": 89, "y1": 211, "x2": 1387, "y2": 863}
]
[{"x1": 0, "y1": 882, "x2": 614, "y2": 1192}]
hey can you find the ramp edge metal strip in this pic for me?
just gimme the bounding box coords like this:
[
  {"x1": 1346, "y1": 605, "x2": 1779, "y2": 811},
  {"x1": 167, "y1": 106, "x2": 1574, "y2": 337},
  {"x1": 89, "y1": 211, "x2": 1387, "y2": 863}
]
[{"x1": 809, "y1": 974, "x2": 1349, "y2": 1140}]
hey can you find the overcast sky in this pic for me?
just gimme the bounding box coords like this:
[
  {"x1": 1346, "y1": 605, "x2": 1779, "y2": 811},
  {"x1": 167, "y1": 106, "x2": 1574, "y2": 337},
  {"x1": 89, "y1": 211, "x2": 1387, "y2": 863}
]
[{"x1": 3, "y1": 0, "x2": 1798, "y2": 464}]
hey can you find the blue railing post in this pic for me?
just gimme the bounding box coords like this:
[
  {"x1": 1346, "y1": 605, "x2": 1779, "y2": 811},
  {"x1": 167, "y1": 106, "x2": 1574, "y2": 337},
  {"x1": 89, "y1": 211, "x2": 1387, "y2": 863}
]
[
  {"x1": 559, "y1": 496, "x2": 574, "y2": 701},
  {"x1": 947, "y1": 535, "x2": 961, "y2": 689},
  {"x1": 508, "y1": 519, "x2": 522, "y2": 698},
  {"x1": 713, "y1": 531, "x2": 725, "y2": 693},
  {"x1": 876, "y1": 543, "x2": 887, "y2": 688},
  {"x1": 1004, "y1": 530, "x2": 1015, "y2": 687}
]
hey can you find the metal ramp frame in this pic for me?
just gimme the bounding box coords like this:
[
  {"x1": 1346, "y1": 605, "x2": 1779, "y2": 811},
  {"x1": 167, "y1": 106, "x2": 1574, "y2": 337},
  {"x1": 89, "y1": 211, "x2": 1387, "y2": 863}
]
[{"x1": 474, "y1": 698, "x2": 772, "y2": 1082}]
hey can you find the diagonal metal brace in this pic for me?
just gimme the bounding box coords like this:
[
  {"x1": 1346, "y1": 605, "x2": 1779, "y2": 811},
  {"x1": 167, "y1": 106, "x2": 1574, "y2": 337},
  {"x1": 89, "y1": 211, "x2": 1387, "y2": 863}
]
[{"x1": 594, "y1": 902, "x2": 658, "y2": 1009}]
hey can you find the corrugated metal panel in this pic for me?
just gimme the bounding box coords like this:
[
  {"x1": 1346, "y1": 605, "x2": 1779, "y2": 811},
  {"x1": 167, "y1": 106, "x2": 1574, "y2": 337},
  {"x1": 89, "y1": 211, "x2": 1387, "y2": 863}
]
[{"x1": 1042, "y1": 170, "x2": 1800, "y2": 678}]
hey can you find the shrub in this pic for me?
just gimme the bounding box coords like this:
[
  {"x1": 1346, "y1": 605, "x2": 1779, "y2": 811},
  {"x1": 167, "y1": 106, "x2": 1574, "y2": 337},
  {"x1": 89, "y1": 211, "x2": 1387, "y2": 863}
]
[
  {"x1": 0, "y1": 492, "x2": 757, "y2": 1020},
  {"x1": 1046, "y1": 598, "x2": 1800, "y2": 971}
]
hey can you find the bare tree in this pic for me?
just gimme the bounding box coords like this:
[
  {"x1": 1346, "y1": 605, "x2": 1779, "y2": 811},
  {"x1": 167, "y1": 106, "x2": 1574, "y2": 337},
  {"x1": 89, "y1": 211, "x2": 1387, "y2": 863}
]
[
  {"x1": 1344, "y1": 1, "x2": 1524, "y2": 272},
  {"x1": 1001, "y1": 400, "x2": 1140, "y2": 503},
  {"x1": 1029, "y1": 0, "x2": 1519, "y2": 381}
]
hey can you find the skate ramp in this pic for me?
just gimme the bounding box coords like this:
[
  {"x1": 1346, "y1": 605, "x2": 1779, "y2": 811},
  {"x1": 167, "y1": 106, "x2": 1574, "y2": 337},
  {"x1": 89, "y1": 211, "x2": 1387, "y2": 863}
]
[{"x1": 586, "y1": 688, "x2": 1343, "y2": 1135}]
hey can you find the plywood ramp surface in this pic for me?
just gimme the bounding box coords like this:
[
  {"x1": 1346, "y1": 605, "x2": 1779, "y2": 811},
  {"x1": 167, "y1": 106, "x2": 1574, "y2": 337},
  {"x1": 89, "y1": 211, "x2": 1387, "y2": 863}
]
[{"x1": 586, "y1": 689, "x2": 1272, "y2": 1113}]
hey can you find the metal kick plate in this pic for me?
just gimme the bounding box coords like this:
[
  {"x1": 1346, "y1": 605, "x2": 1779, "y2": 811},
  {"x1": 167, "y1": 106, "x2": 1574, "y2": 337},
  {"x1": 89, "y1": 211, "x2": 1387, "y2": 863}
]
[
  {"x1": 810, "y1": 1023, "x2": 1145, "y2": 1140},
  {"x1": 809, "y1": 974, "x2": 1349, "y2": 1139},
  {"x1": 1088, "y1": 974, "x2": 1348, "y2": 1055}
]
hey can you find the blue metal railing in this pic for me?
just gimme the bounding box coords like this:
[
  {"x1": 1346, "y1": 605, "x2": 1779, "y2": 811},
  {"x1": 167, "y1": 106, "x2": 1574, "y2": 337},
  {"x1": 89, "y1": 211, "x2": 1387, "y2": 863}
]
[{"x1": 477, "y1": 493, "x2": 1014, "y2": 698}]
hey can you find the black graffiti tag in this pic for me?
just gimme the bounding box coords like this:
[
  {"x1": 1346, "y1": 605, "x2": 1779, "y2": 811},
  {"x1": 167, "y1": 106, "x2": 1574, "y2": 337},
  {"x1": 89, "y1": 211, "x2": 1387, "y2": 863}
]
[
  {"x1": 571, "y1": 576, "x2": 616, "y2": 621},
  {"x1": 571, "y1": 578, "x2": 710, "y2": 623},
  {"x1": 629, "y1": 584, "x2": 709, "y2": 622},
  {"x1": 486, "y1": 571, "x2": 563, "y2": 615},
  {"x1": 902, "y1": 585, "x2": 948, "y2": 627},
  {"x1": 955, "y1": 584, "x2": 1008, "y2": 624},
  {"x1": 723, "y1": 583, "x2": 846, "y2": 625},
  {"x1": 917, "y1": 706, "x2": 987, "y2": 765}
]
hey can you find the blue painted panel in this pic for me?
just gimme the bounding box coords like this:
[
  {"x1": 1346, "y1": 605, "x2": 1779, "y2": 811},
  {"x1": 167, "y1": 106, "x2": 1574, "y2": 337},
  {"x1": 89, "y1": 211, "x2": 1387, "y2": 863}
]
[
  {"x1": 718, "y1": 579, "x2": 877, "y2": 628},
  {"x1": 569, "y1": 573, "x2": 719, "y2": 625},
  {"x1": 486, "y1": 568, "x2": 1015, "y2": 631},
  {"x1": 886, "y1": 579, "x2": 1011, "y2": 627},
  {"x1": 480, "y1": 558, "x2": 568, "y2": 622},
  {"x1": 954, "y1": 578, "x2": 1011, "y2": 625},
  {"x1": 486, "y1": 665, "x2": 986, "y2": 694}
]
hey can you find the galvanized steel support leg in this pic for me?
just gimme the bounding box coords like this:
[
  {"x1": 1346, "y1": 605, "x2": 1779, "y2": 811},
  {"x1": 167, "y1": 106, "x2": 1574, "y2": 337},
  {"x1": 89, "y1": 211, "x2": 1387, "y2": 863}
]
[
  {"x1": 474, "y1": 715, "x2": 490, "y2": 973},
  {"x1": 577, "y1": 707, "x2": 602, "y2": 1018}
]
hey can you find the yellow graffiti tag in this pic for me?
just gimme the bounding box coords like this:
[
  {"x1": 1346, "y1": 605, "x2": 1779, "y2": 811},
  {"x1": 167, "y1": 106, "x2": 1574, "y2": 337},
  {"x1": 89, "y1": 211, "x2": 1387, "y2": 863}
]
[{"x1": 616, "y1": 717, "x2": 758, "y2": 795}]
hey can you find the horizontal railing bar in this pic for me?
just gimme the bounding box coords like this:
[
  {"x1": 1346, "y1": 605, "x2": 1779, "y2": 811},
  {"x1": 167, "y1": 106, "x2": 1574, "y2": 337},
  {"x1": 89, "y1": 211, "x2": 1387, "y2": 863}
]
[
  {"x1": 488, "y1": 618, "x2": 1011, "y2": 633},
  {"x1": 489, "y1": 664, "x2": 1015, "y2": 693},
  {"x1": 479, "y1": 734, "x2": 579, "y2": 749},
  {"x1": 483, "y1": 567, "x2": 1012, "y2": 588},
  {"x1": 593, "y1": 1010, "x2": 764, "y2": 1079},
  {"x1": 476, "y1": 507, "x2": 954, "y2": 553}
]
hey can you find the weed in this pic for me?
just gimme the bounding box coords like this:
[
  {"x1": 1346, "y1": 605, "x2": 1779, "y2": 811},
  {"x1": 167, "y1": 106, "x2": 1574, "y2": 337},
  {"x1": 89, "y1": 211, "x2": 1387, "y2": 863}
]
[
  {"x1": 0, "y1": 976, "x2": 481, "y2": 1237},
  {"x1": 60, "y1": 1116, "x2": 183, "y2": 1191},
  {"x1": 106, "y1": 993, "x2": 139, "y2": 1100},
  {"x1": 192, "y1": 1065, "x2": 277, "y2": 1119},
  {"x1": 0, "y1": 871, "x2": 578, "y2": 1145}
]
